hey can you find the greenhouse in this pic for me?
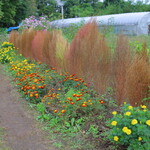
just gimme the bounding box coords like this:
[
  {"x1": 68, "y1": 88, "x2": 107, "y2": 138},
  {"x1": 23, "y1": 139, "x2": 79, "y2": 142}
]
[{"x1": 50, "y1": 12, "x2": 150, "y2": 36}]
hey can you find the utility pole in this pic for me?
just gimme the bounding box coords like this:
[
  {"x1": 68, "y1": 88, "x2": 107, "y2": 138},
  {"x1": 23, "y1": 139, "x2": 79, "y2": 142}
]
[
  {"x1": 56, "y1": 0, "x2": 65, "y2": 19},
  {"x1": 60, "y1": 4, "x2": 64, "y2": 19}
]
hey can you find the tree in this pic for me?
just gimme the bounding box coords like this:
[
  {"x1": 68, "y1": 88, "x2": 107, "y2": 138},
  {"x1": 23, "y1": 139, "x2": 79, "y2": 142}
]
[
  {"x1": 36, "y1": 0, "x2": 60, "y2": 19},
  {"x1": 14, "y1": 0, "x2": 29, "y2": 25},
  {"x1": 0, "y1": 1, "x2": 3, "y2": 20},
  {"x1": 25, "y1": 0, "x2": 37, "y2": 17},
  {"x1": 0, "y1": 0, "x2": 18, "y2": 27},
  {"x1": 103, "y1": 0, "x2": 124, "y2": 6},
  {"x1": 0, "y1": 0, "x2": 29, "y2": 27},
  {"x1": 62, "y1": 0, "x2": 100, "y2": 18}
]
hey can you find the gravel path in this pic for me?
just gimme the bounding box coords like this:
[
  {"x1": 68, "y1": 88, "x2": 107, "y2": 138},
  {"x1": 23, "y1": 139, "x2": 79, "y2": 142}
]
[{"x1": 0, "y1": 64, "x2": 56, "y2": 150}]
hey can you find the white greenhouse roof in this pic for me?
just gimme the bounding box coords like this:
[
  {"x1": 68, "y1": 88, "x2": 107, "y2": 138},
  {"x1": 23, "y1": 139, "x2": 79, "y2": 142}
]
[{"x1": 50, "y1": 12, "x2": 150, "y2": 27}]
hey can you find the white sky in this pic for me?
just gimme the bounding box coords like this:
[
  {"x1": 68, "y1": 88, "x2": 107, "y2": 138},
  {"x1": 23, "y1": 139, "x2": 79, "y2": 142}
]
[{"x1": 99, "y1": 0, "x2": 150, "y2": 3}]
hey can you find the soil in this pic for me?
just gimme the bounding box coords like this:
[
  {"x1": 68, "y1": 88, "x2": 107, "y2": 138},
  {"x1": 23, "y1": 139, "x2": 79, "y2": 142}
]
[{"x1": 0, "y1": 64, "x2": 57, "y2": 150}]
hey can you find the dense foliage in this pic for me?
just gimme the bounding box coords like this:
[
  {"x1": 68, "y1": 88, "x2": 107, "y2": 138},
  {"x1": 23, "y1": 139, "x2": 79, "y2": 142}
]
[{"x1": 0, "y1": 0, "x2": 150, "y2": 27}]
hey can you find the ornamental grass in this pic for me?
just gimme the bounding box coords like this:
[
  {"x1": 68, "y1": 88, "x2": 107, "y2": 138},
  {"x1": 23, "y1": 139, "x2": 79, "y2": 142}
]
[
  {"x1": 66, "y1": 21, "x2": 112, "y2": 93},
  {"x1": 8, "y1": 22, "x2": 150, "y2": 106}
]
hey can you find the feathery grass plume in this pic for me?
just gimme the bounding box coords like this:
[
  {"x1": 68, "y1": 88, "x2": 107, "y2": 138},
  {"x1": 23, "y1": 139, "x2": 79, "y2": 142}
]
[
  {"x1": 42, "y1": 30, "x2": 56, "y2": 68},
  {"x1": 66, "y1": 21, "x2": 111, "y2": 93},
  {"x1": 55, "y1": 30, "x2": 69, "y2": 73},
  {"x1": 113, "y1": 35, "x2": 131, "y2": 104},
  {"x1": 42, "y1": 30, "x2": 61, "y2": 68},
  {"x1": 42, "y1": 31, "x2": 52, "y2": 65},
  {"x1": 46, "y1": 30, "x2": 57, "y2": 68},
  {"x1": 125, "y1": 43, "x2": 150, "y2": 106},
  {"x1": 18, "y1": 29, "x2": 28, "y2": 56},
  {"x1": 9, "y1": 30, "x2": 19, "y2": 48},
  {"x1": 31, "y1": 30, "x2": 47, "y2": 62},
  {"x1": 25, "y1": 28, "x2": 37, "y2": 58}
]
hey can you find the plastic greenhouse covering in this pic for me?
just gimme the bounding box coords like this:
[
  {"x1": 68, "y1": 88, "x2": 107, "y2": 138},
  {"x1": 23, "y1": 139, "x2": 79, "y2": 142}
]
[{"x1": 50, "y1": 12, "x2": 150, "y2": 35}]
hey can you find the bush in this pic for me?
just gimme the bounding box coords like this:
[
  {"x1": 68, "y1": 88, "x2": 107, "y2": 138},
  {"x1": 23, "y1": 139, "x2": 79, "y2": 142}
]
[{"x1": 105, "y1": 103, "x2": 150, "y2": 150}]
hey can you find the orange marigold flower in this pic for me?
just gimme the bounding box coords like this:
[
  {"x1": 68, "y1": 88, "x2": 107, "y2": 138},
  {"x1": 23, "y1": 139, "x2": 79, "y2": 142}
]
[
  {"x1": 32, "y1": 86, "x2": 36, "y2": 90},
  {"x1": 54, "y1": 110, "x2": 58, "y2": 113},
  {"x1": 61, "y1": 110, "x2": 66, "y2": 113},
  {"x1": 74, "y1": 79, "x2": 79, "y2": 81},
  {"x1": 73, "y1": 94, "x2": 77, "y2": 97},
  {"x1": 82, "y1": 104, "x2": 87, "y2": 107},
  {"x1": 30, "y1": 94, "x2": 34, "y2": 97},
  {"x1": 70, "y1": 102, "x2": 75, "y2": 105}
]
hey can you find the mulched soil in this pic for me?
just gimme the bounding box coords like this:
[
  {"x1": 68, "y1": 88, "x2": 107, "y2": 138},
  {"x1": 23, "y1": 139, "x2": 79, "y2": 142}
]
[{"x1": 0, "y1": 64, "x2": 57, "y2": 150}]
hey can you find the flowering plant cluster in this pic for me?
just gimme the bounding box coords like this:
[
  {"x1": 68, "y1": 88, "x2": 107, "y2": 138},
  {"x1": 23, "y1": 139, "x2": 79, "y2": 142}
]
[
  {"x1": 106, "y1": 103, "x2": 150, "y2": 150},
  {"x1": 19, "y1": 16, "x2": 51, "y2": 31},
  {"x1": 0, "y1": 42, "x2": 15, "y2": 64},
  {"x1": 0, "y1": 41, "x2": 106, "y2": 121}
]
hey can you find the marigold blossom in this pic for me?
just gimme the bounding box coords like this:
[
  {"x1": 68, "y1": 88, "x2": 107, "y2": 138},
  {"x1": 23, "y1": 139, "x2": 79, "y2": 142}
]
[
  {"x1": 131, "y1": 119, "x2": 138, "y2": 125},
  {"x1": 124, "y1": 111, "x2": 131, "y2": 116},
  {"x1": 146, "y1": 120, "x2": 150, "y2": 126},
  {"x1": 138, "y1": 137, "x2": 142, "y2": 141},
  {"x1": 128, "y1": 106, "x2": 133, "y2": 110},
  {"x1": 122, "y1": 127, "x2": 132, "y2": 135},
  {"x1": 114, "y1": 136, "x2": 119, "y2": 141},
  {"x1": 111, "y1": 121, "x2": 117, "y2": 126},
  {"x1": 112, "y1": 111, "x2": 117, "y2": 115},
  {"x1": 140, "y1": 105, "x2": 147, "y2": 109}
]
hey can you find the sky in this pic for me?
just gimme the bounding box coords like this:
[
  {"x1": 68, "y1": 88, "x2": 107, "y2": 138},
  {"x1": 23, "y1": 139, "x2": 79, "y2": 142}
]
[
  {"x1": 99, "y1": 0, "x2": 150, "y2": 3},
  {"x1": 56, "y1": 0, "x2": 150, "y2": 5}
]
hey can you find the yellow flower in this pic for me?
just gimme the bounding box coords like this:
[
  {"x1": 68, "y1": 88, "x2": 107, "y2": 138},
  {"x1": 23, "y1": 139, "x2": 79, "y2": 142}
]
[
  {"x1": 122, "y1": 127, "x2": 132, "y2": 135},
  {"x1": 128, "y1": 106, "x2": 133, "y2": 110},
  {"x1": 114, "y1": 136, "x2": 119, "y2": 141},
  {"x1": 146, "y1": 120, "x2": 150, "y2": 126},
  {"x1": 126, "y1": 129, "x2": 132, "y2": 135},
  {"x1": 122, "y1": 127, "x2": 128, "y2": 132},
  {"x1": 111, "y1": 121, "x2": 117, "y2": 126},
  {"x1": 124, "y1": 112, "x2": 131, "y2": 116},
  {"x1": 131, "y1": 119, "x2": 138, "y2": 125},
  {"x1": 140, "y1": 105, "x2": 146, "y2": 109},
  {"x1": 138, "y1": 137, "x2": 142, "y2": 141},
  {"x1": 112, "y1": 111, "x2": 117, "y2": 115}
]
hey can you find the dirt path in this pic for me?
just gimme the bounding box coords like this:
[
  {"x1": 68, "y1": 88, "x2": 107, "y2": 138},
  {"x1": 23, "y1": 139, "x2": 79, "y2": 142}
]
[{"x1": 0, "y1": 64, "x2": 56, "y2": 150}]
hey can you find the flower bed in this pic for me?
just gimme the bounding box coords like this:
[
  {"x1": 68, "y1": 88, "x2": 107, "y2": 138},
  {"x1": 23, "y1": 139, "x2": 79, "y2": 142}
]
[{"x1": 0, "y1": 42, "x2": 150, "y2": 150}]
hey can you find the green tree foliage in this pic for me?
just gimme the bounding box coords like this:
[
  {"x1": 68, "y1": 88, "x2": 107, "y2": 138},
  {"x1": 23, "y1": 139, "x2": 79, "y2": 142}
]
[
  {"x1": 25, "y1": 0, "x2": 37, "y2": 17},
  {"x1": 0, "y1": 0, "x2": 18, "y2": 27},
  {"x1": 62, "y1": 0, "x2": 100, "y2": 18},
  {"x1": 103, "y1": 0, "x2": 123, "y2": 6},
  {"x1": 0, "y1": 0, "x2": 28, "y2": 27},
  {"x1": 0, "y1": 1, "x2": 3, "y2": 19},
  {"x1": 36, "y1": 0, "x2": 60, "y2": 19}
]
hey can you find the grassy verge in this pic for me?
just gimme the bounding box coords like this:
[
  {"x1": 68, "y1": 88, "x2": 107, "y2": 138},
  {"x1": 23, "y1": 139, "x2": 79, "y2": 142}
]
[
  {"x1": 0, "y1": 28, "x2": 8, "y2": 45},
  {"x1": 0, "y1": 127, "x2": 10, "y2": 150}
]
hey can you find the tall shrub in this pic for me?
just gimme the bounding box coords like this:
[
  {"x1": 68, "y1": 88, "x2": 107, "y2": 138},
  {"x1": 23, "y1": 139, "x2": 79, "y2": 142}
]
[
  {"x1": 9, "y1": 30, "x2": 19, "y2": 49},
  {"x1": 113, "y1": 35, "x2": 131, "y2": 104},
  {"x1": 66, "y1": 21, "x2": 112, "y2": 93},
  {"x1": 55, "y1": 30, "x2": 69, "y2": 72},
  {"x1": 125, "y1": 45, "x2": 150, "y2": 106},
  {"x1": 31, "y1": 30, "x2": 47, "y2": 62},
  {"x1": 42, "y1": 30, "x2": 57, "y2": 68}
]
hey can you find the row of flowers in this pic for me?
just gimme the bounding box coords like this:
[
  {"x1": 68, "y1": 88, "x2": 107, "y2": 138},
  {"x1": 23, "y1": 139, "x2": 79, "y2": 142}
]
[
  {"x1": 0, "y1": 42, "x2": 106, "y2": 118},
  {"x1": 0, "y1": 42, "x2": 149, "y2": 150}
]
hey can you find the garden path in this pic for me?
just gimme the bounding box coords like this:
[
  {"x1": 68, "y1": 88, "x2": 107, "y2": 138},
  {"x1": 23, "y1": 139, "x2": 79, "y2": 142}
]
[{"x1": 0, "y1": 64, "x2": 57, "y2": 150}]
